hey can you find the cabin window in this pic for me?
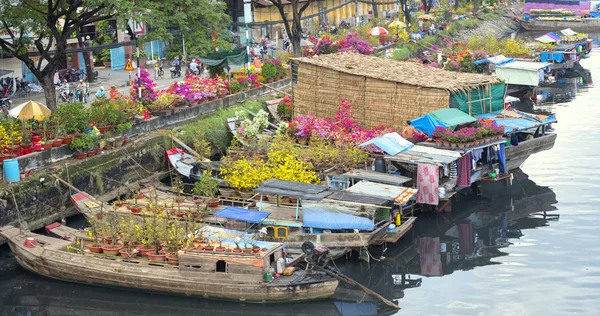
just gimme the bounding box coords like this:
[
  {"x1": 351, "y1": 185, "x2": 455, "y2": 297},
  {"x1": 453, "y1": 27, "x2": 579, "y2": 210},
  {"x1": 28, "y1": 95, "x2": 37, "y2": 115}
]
[
  {"x1": 276, "y1": 227, "x2": 288, "y2": 238},
  {"x1": 216, "y1": 260, "x2": 227, "y2": 273},
  {"x1": 266, "y1": 226, "x2": 275, "y2": 237}
]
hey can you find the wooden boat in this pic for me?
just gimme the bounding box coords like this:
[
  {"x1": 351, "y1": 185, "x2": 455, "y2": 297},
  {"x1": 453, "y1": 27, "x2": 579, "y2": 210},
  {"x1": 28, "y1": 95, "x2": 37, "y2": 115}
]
[
  {"x1": 166, "y1": 148, "x2": 220, "y2": 182},
  {"x1": 0, "y1": 225, "x2": 339, "y2": 303},
  {"x1": 517, "y1": 18, "x2": 600, "y2": 32}
]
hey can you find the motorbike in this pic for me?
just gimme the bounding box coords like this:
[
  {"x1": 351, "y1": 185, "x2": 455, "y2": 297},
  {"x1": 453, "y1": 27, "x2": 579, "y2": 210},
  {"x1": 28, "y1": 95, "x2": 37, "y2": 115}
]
[
  {"x1": 170, "y1": 66, "x2": 181, "y2": 79},
  {"x1": 0, "y1": 96, "x2": 12, "y2": 115},
  {"x1": 15, "y1": 78, "x2": 31, "y2": 94}
]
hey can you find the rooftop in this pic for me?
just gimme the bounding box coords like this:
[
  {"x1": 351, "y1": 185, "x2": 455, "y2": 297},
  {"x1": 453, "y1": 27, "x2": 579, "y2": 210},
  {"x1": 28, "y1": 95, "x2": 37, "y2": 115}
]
[{"x1": 292, "y1": 53, "x2": 502, "y2": 92}]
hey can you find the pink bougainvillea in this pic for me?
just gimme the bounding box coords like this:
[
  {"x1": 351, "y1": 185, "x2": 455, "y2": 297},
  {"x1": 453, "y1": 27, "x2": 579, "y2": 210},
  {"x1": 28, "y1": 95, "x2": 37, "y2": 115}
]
[
  {"x1": 130, "y1": 68, "x2": 157, "y2": 105},
  {"x1": 289, "y1": 99, "x2": 392, "y2": 152},
  {"x1": 303, "y1": 33, "x2": 373, "y2": 57}
]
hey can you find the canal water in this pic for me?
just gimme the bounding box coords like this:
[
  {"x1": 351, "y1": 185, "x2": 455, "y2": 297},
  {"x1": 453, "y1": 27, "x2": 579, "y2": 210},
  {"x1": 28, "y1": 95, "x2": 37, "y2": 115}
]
[{"x1": 1, "y1": 38, "x2": 599, "y2": 316}]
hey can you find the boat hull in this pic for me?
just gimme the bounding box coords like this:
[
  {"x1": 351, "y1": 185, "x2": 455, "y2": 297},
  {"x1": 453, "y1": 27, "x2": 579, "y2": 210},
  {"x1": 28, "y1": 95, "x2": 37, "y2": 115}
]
[
  {"x1": 3, "y1": 229, "x2": 338, "y2": 303},
  {"x1": 519, "y1": 20, "x2": 600, "y2": 32},
  {"x1": 506, "y1": 133, "x2": 557, "y2": 171}
]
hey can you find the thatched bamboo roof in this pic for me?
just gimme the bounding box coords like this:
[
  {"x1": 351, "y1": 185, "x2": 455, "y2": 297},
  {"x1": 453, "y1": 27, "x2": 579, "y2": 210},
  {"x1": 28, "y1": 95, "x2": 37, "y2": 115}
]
[{"x1": 292, "y1": 53, "x2": 502, "y2": 93}]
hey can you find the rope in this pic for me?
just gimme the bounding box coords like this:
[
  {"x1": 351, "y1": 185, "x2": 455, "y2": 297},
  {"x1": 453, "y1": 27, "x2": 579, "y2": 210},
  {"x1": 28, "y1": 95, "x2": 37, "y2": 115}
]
[
  {"x1": 9, "y1": 185, "x2": 27, "y2": 230},
  {"x1": 355, "y1": 229, "x2": 384, "y2": 262}
]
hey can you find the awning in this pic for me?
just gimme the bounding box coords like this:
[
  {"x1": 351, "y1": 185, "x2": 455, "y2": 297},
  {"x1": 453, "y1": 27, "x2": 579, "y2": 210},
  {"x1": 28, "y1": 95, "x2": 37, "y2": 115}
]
[
  {"x1": 540, "y1": 52, "x2": 564, "y2": 63},
  {"x1": 410, "y1": 113, "x2": 449, "y2": 136},
  {"x1": 477, "y1": 109, "x2": 557, "y2": 133},
  {"x1": 346, "y1": 181, "x2": 418, "y2": 205},
  {"x1": 325, "y1": 191, "x2": 392, "y2": 206},
  {"x1": 359, "y1": 132, "x2": 414, "y2": 156},
  {"x1": 535, "y1": 32, "x2": 562, "y2": 43},
  {"x1": 254, "y1": 179, "x2": 330, "y2": 200},
  {"x1": 560, "y1": 28, "x2": 577, "y2": 36},
  {"x1": 385, "y1": 145, "x2": 462, "y2": 166},
  {"x1": 341, "y1": 169, "x2": 411, "y2": 186},
  {"x1": 428, "y1": 108, "x2": 477, "y2": 128},
  {"x1": 496, "y1": 61, "x2": 551, "y2": 87},
  {"x1": 214, "y1": 207, "x2": 271, "y2": 223},
  {"x1": 473, "y1": 55, "x2": 515, "y2": 66},
  {"x1": 302, "y1": 204, "x2": 375, "y2": 231},
  {"x1": 197, "y1": 47, "x2": 248, "y2": 69}
]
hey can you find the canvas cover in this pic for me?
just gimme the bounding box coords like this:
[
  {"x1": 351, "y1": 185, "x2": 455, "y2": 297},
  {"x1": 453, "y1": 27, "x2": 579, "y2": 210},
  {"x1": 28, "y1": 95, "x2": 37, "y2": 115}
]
[
  {"x1": 214, "y1": 207, "x2": 271, "y2": 223},
  {"x1": 473, "y1": 55, "x2": 515, "y2": 66},
  {"x1": 495, "y1": 61, "x2": 551, "y2": 87},
  {"x1": 197, "y1": 47, "x2": 248, "y2": 69},
  {"x1": 451, "y1": 83, "x2": 506, "y2": 116},
  {"x1": 411, "y1": 113, "x2": 449, "y2": 136},
  {"x1": 359, "y1": 132, "x2": 414, "y2": 156},
  {"x1": 535, "y1": 32, "x2": 562, "y2": 44},
  {"x1": 302, "y1": 204, "x2": 375, "y2": 231}
]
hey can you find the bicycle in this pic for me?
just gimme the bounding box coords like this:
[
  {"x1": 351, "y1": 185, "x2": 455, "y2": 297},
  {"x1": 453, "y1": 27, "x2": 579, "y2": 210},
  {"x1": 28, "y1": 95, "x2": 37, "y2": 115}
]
[{"x1": 155, "y1": 67, "x2": 164, "y2": 80}]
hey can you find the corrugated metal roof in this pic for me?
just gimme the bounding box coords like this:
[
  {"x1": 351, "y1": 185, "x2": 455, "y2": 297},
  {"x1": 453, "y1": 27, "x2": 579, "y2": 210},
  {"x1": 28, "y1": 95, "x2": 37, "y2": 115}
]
[
  {"x1": 325, "y1": 191, "x2": 392, "y2": 206},
  {"x1": 341, "y1": 169, "x2": 412, "y2": 186},
  {"x1": 255, "y1": 179, "x2": 330, "y2": 200},
  {"x1": 385, "y1": 145, "x2": 462, "y2": 165},
  {"x1": 345, "y1": 181, "x2": 418, "y2": 205}
]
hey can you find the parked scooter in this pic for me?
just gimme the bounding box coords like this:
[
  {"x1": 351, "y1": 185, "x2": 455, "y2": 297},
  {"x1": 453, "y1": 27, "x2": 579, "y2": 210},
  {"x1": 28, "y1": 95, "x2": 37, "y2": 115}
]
[{"x1": 0, "y1": 96, "x2": 12, "y2": 116}]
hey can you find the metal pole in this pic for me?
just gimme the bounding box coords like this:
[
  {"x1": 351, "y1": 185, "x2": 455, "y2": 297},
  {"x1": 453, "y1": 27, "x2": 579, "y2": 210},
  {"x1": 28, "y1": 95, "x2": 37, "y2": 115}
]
[
  {"x1": 246, "y1": 26, "x2": 251, "y2": 77},
  {"x1": 182, "y1": 34, "x2": 186, "y2": 62},
  {"x1": 136, "y1": 42, "x2": 142, "y2": 103}
]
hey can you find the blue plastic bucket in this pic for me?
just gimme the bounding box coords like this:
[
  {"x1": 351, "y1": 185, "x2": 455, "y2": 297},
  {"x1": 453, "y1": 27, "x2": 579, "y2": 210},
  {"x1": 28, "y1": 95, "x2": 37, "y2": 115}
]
[{"x1": 3, "y1": 159, "x2": 20, "y2": 183}]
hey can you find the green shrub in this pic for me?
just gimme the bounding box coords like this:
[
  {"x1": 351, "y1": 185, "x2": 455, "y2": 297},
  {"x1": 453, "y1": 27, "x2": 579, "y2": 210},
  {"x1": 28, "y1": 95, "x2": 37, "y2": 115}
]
[
  {"x1": 52, "y1": 102, "x2": 89, "y2": 134},
  {"x1": 261, "y1": 63, "x2": 277, "y2": 81}
]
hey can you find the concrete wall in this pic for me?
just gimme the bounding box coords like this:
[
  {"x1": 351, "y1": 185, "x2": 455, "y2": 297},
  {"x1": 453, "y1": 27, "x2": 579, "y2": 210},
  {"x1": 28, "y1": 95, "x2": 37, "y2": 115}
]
[{"x1": 0, "y1": 79, "x2": 291, "y2": 244}]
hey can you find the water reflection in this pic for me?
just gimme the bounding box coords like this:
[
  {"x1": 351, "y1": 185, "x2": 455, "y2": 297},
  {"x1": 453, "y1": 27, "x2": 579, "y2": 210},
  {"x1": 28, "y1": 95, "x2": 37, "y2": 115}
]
[{"x1": 0, "y1": 169, "x2": 560, "y2": 316}]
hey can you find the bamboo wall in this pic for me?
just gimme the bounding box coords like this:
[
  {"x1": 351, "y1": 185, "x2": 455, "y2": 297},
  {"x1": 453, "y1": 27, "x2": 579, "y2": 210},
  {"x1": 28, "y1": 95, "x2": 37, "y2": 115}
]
[{"x1": 293, "y1": 63, "x2": 452, "y2": 130}]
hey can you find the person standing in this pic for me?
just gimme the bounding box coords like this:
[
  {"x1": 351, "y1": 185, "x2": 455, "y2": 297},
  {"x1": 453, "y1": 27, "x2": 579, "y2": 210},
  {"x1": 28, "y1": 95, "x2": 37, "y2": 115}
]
[
  {"x1": 109, "y1": 85, "x2": 118, "y2": 99},
  {"x1": 402, "y1": 120, "x2": 420, "y2": 142},
  {"x1": 283, "y1": 33, "x2": 290, "y2": 53}
]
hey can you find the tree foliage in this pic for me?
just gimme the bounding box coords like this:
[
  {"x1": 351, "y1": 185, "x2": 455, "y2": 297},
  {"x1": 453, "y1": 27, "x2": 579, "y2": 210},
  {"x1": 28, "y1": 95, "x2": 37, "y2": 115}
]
[{"x1": 270, "y1": 0, "x2": 320, "y2": 57}]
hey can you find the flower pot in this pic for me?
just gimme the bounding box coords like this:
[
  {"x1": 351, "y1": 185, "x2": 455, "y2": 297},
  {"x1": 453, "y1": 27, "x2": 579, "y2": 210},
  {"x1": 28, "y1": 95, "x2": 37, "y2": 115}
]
[
  {"x1": 87, "y1": 244, "x2": 103, "y2": 253},
  {"x1": 239, "y1": 191, "x2": 253, "y2": 199},
  {"x1": 75, "y1": 152, "x2": 87, "y2": 159},
  {"x1": 450, "y1": 143, "x2": 458, "y2": 149},
  {"x1": 114, "y1": 137, "x2": 124, "y2": 148},
  {"x1": 443, "y1": 141, "x2": 450, "y2": 147},
  {"x1": 242, "y1": 249, "x2": 252, "y2": 254},
  {"x1": 252, "y1": 247, "x2": 260, "y2": 253},
  {"x1": 207, "y1": 198, "x2": 220, "y2": 208},
  {"x1": 203, "y1": 246, "x2": 214, "y2": 251},
  {"x1": 138, "y1": 248, "x2": 154, "y2": 257},
  {"x1": 130, "y1": 207, "x2": 142, "y2": 214},
  {"x1": 87, "y1": 151, "x2": 96, "y2": 157},
  {"x1": 434, "y1": 139, "x2": 443, "y2": 146},
  {"x1": 219, "y1": 188, "x2": 236, "y2": 197},
  {"x1": 98, "y1": 126, "x2": 112, "y2": 133},
  {"x1": 147, "y1": 253, "x2": 167, "y2": 262},
  {"x1": 115, "y1": 201, "x2": 124, "y2": 207},
  {"x1": 166, "y1": 255, "x2": 179, "y2": 265},
  {"x1": 62, "y1": 135, "x2": 74, "y2": 145},
  {"x1": 42, "y1": 143, "x2": 53, "y2": 151},
  {"x1": 232, "y1": 248, "x2": 243, "y2": 253},
  {"x1": 119, "y1": 250, "x2": 138, "y2": 258},
  {"x1": 52, "y1": 139, "x2": 63, "y2": 147},
  {"x1": 457, "y1": 143, "x2": 465, "y2": 149},
  {"x1": 101, "y1": 245, "x2": 122, "y2": 256},
  {"x1": 104, "y1": 237, "x2": 113, "y2": 245},
  {"x1": 215, "y1": 247, "x2": 226, "y2": 252}
]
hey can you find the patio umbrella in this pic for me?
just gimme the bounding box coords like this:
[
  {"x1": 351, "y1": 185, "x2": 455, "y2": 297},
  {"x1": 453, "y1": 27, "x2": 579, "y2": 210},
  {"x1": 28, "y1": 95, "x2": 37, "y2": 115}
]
[
  {"x1": 419, "y1": 14, "x2": 434, "y2": 20},
  {"x1": 9, "y1": 100, "x2": 52, "y2": 121},
  {"x1": 369, "y1": 27, "x2": 389, "y2": 36},
  {"x1": 388, "y1": 20, "x2": 406, "y2": 28}
]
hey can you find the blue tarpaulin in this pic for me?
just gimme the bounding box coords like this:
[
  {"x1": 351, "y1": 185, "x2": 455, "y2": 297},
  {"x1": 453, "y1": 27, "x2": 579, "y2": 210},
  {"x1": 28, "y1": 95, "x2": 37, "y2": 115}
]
[
  {"x1": 477, "y1": 110, "x2": 557, "y2": 133},
  {"x1": 474, "y1": 55, "x2": 515, "y2": 66},
  {"x1": 214, "y1": 207, "x2": 271, "y2": 223},
  {"x1": 540, "y1": 52, "x2": 564, "y2": 63},
  {"x1": 302, "y1": 204, "x2": 374, "y2": 231},
  {"x1": 359, "y1": 132, "x2": 413, "y2": 156},
  {"x1": 410, "y1": 114, "x2": 449, "y2": 136}
]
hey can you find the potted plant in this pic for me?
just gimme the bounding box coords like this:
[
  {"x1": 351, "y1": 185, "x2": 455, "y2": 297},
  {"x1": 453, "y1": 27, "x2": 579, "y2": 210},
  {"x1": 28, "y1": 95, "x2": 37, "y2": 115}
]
[
  {"x1": 70, "y1": 133, "x2": 94, "y2": 159},
  {"x1": 192, "y1": 170, "x2": 220, "y2": 208},
  {"x1": 233, "y1": 237, "x2": 243, "y2": 253},
  {"x1": 119, "y1": 218, "x2": 139, "y2": 259},
  {"x1": 145, "y1": 212, "x2": 167, "y2": 261},
  {"x1": 215, "y1": 236, "x2": 226, "y2": 252},
  {"x1": 101, "y1": 210, "x2": 123, "y2": 255},
  {"x1": 116, "y1": 122, "x2": 132, "y2": 145},
  {"x1": 86, "y1": 214, "x2": 103, "y2": 253},
  {"x1": 128, "y1": 183, "x2": 143, "y2": 213}
]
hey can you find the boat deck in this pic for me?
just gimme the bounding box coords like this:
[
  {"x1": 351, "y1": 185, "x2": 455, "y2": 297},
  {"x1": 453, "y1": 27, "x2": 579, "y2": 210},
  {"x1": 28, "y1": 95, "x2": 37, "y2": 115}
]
[
  {"x1": 259, "y1": 204, "x2": 302, "y2": 227},
  {"x1": 375, "y1": 217, "x2": 416, "y2": 244}
]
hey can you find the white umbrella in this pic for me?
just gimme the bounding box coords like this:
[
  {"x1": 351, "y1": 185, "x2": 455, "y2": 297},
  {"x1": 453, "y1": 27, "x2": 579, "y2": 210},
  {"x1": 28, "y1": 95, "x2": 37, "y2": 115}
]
[{"x1": 369, "y1": 27, "x2": 389, "y2": 36}]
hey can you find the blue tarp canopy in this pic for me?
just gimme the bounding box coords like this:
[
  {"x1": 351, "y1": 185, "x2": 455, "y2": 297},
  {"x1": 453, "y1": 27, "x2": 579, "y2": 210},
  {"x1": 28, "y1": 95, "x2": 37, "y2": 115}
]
[
  {"x1": 410, "y1": 114, "x2": 449, "y2": 136},
  {"x1": 359, "y1": 132, "x2": 414, "y2": 156},
  {"x1": 540, "y1": 52, "x2": 564, "y2": 63},
  {"x1": 474, "y1": 55, "x2": 515, "y2": 66},
  {"x1": 302, "y1": 204, "x2": 374, "y2": 231},
  {"x1": 477, "y1": 110, "x2": 557, "y2": 134},
  {"x1": 214, "y1": 207, "x2": 271, "y2": 223}
]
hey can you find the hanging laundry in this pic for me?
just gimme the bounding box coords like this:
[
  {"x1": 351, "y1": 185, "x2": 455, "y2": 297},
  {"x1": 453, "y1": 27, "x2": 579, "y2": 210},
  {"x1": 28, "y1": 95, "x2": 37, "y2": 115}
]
[
  {"x1": 449, "y1": 161, "x2": 458, "y2": 178},
  {"x1": 419, "y1": 237, "x2": 443, "y2": 276},
  {"x1": 416, "y1": 164, "x2": 440, "y2": 206},
  {"x1": 456, "y1": 154, "x2": 472, "y2": 186},
  {"x1": 472, "y1": 148, "x2": 484, "y2": 165},
  {"x1": 458, "y1": 223, "x2": 474, "y2": 255}
]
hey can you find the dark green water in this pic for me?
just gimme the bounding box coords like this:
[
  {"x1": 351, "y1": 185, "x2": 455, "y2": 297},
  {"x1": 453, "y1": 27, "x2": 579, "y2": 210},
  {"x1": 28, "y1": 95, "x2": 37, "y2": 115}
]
[{"x1": 1, "y1": 38, "x2": 599, "y2": 316}]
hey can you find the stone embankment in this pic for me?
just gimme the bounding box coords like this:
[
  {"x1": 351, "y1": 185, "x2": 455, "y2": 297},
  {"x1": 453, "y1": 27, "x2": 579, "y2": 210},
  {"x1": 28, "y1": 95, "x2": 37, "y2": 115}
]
[{"x1": 453, "y1": 16, "x2": 523, "y2": 43}]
